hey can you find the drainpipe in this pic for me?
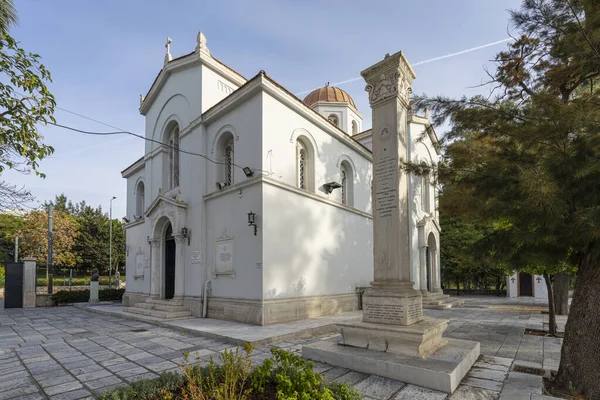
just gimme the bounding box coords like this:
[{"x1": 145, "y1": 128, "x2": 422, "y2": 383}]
[{"x1": 202, "y1": 280, "x2": 211, "y2": 318}]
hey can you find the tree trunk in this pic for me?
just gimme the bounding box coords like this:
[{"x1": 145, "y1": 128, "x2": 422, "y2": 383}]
[
  {"x1": 456, "y1": 277, "x2": 460, "y2": 296},
  {"x1": 553, "y1": 272, "x2": 570, "y2": 315},
  {"x1": 543, "y1": 271, "x2": 557, "y2": 336},
  {"x1": 556, "y1": 252, "x2": 600, "y2": 399}
]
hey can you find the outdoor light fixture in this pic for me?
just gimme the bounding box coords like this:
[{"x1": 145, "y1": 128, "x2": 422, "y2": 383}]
[
  {"x1": 147, "y1": 236, "x2": 151, "y2": 245},
  {"x1": 181, "y1": 227, "x2": 191, "y2": 245},
  {"x1": 243, "y1": 167, "x2": 254, "y2": 178},
  {"x1": 247, "y1": 211, "x2": 257, "y2": 236},
  {"x1": 122, "y1": 217, "x2": 130, "y2": 223},
  {"x1": 323, "y1": 182, "x2": 342, "y2": 194},
  {"x1": 216, "y1": 181, "x2": 227, "y2": 190}
]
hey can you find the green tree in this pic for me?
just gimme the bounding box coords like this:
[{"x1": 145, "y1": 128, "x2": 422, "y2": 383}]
[
  {"x1": 0, "y1": 212, "x2": 24, "y2": 263},
  {"x1": 0, "y1": 3, "x2": 55, "y2": 211},
  {"x1": 415, "y1": 0, "x2": 600, "y2": 395}
]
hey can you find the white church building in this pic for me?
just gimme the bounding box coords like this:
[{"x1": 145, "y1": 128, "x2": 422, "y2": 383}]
[{"x1": 121, "y1": 32, "x2": 444, "y2": 325}]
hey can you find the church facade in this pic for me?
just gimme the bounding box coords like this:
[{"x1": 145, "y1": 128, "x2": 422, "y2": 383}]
[{"x1": 121, "y1": 32, "x2": 442, "y2": 325}]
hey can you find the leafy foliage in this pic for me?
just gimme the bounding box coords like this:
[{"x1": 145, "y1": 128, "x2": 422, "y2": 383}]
[
  {"x1": 414, "y1": 0, "x2": 600, "y2": 396},
  {"x1": 101, "y1": 347, "x2": 361, "y2": 400},
  {"x1": 52, "y1": 288, "x2": 124, "y2": 305}
]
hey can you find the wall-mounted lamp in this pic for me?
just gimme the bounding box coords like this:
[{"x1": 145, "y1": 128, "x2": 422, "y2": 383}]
[
  {"x1": 323, "y1": 182, "x2": 342, "y2": 194},
  {"x1": 243, "y1": 167, "x2": 254, "y2": 178},
  {"x1": 247, "y1": 211, "x2": 257, "y2": 236},
  {"x1": 122, "y1": 217, "x2": 130, "y2": 223},
  {"x1": 181, "y1": 227, "x2": 191, "y2": 245}
]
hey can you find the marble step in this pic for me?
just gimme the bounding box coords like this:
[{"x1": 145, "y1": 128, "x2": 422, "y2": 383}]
[
  {"x1": 134, "y1": 302, "x2": 186, "y2": 312},
  {"x1": 145, "y1": 298, "x2": 184, "y2": 307},
  {"x1": 123, "y1": 306, "x2": 192, "y2": 319},
  {"x1": 422, "y1": 299, "x2": 465, "y2": 310}
]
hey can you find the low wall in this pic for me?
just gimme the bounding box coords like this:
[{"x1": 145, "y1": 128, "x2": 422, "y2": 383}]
[
  {"x1": 443, "y1": 289, "x2": 507, "y2": 296},
  {"x1": 36, "y1": 294, "x2": 54, "y2": 307}
]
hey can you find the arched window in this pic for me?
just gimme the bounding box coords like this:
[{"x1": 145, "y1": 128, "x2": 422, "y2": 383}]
[
  {"x1": 168, "y1": 125, "x2": 180, "y2": 189},
  {"x1": 328, "y1": 114, "x2": 339, "y2": 127},
  {"x1": 296, "y1": 138, "x2": 314, "y2": 191},
  {"x1": 216, "y1": 132, "x2": 235, "y2": 187},
  {"x1": 340, "y1": 160, "x2": 354, "y2": 206},
  {"x1": 421, "y1": 174, "x2": 431, "y2": 213},
  {"x1": 135, "y1": 181, "x2": 145, "y2": 217},
  {"x1": 351, "y1": 120, "x2": 358, "y2": 135}
]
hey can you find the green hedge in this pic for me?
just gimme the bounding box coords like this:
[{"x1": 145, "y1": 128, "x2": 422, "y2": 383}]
[{"x1": 52, "y1": 288, "x2": 125, "y2": 305}]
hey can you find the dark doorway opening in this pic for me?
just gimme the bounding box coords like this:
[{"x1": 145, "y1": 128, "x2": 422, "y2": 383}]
[
  {"x1": 4, "y1": 262, "x2": 24, "y2": 308},
  {"x1": 425, "y1": 247, "x2": 431, "y2": 292},
  {"x1": 164, "y1": 223, "x2": 176, "y2": 300},
  {"x1": 519, "y1": 272, "x2": 533, "y2": 297}
]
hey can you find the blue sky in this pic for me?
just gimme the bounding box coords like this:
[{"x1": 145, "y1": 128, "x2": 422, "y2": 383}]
[{"x1": 6, "y1": 0, "x2": 523, "y2": 218}]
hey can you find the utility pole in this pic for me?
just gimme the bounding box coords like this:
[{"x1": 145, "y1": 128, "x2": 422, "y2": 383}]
[
  {"x1": 14, "y1": 236, "x2": 18, "y2": 262},
  {"x1": 109, "y1": 196, "x2": 116, "y2": 289},
  {"x1": 47, "y1": 203, "x2": 53, "y2": 294}
]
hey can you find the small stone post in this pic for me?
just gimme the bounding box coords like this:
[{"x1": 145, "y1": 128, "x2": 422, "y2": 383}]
[
  {"x1": 90, "y1": 268, "x2": 99, "y2": 304},
  {"x1": 23, "y1": 257, "x2": 37, "y2": 308}
]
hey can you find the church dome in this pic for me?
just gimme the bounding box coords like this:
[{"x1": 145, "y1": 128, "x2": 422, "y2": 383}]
[{"x1": 303, "y1": 85, "x2": 356, "y2": 110}]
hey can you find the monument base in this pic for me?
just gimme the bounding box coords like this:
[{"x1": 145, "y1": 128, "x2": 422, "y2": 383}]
[
  {"x1": 303, "y1": 338, "x2": 480, "y2": 394},
  {"x1": 339, "y1": 317, "x2": 449, "y2": 359},
  {"x1": 362, "y1": 282, "x2": 424, "y2": 325}
]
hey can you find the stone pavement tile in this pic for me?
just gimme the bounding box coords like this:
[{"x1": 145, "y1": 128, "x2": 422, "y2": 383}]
[
  {"x1": 124, "y1": 351, "x2": 154, "y2": 361},
  {"x1": 513, "y1": 360, "x2": 544, "y2": 369},
  {"x1": 124, "y1": 372, "x2": 159, "y2": 383},
  {"x1": 475, "y1": 355, "x2": 513, "y2": 371},
  {"x1": 146, "y1": 360, "x2": 178, "y2": 372},
  {"x1": 320, "y1": 366, "x2": 350, "y2": 382},
  {"x1": 0, "y1": 377, "x2": 34, "y2": 393},
  {"x1": 44, "y1": 381, "x2": 84, "y2": 397},
  {"x1": 83, "y1": 375, "x2": 123, "y2": 390},
  {"x1": 32, "y1": 368, "x2": 70, "y2": 381},
  {"x1": 334, "y1": 370, "x2": 370, "y2": 386},
  {"x1": 353, "y1": 375, "x2": 406, "y2": 400},
  {"x1": 99, "y1": 357, "x2": 128, "y2": 367},
  {"x1": 115, "y1": 366, "x2": 149, "y2": 378},
  {"x1": 65, "y1": 364, "x2": 104, "y2": 376},
  {"x1": 105, "y1": 361, "x2": 139, "y2": 373},
  {"x1": 0, "y1": 384, "x2": 41, "y2": 400},
  {"x1": 467, "y1": 367, "x2": 509, "y2": 382},
  {"x1": 76, "y1": 368, "x2": 112, "y2": 382},
  {"x1": 393, "y1": 384, "x2": 447, "y2": 400},
  {"x1": 312, "y1": 361, "x2": 333, "y2": 374},
  {"x1": 2, "y1": 370, "x2": 30, "y2": 381},
  {"x1": 28, "y1": 362, "x2": 64, "y2": 375},
  {"x1": 450, "y1": 385, "x2": 499, "y2": 399},
  {"x1": 0, "y1": 360, "x2": 23, "y2": 372},
  {"x1": 37, "y1": 374, "x2": 78, "y2": 389},
  {"x1": 531, "y1": 395, "x2": 562, "y2": 400},
  {"x1": 462, "y1": 377, "x2": 504, "y2": 392},
  {"x1": 499, "y1": 372, "x2": 543, "y2": 400},
  {"x1": 49, "y1": 388, "x2": 93, "y2": 400}
]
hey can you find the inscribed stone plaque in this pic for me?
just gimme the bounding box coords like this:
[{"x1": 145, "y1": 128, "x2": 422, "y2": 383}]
[
  {"x1": 215, "y1": 238, "x2": 234, "y2": 274},
  {"x1": 135, "y1": 248, "x2": 144, "y2": 278},
  {"x1": 190, "y1": 251, "x2": 202, "y2": 264},
  {"x1": 374, "y1": 155, "x2": 398, "y2": 219}
]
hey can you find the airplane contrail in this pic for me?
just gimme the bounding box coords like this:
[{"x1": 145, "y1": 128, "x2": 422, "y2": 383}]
[{"x1": 296, "y1": 38, "x2": 512, "y2": 96}]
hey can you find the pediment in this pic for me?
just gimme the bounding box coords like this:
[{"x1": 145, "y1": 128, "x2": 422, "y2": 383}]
[{"x1": 145, "y1": 193, "x2": 187, "y2": 218}]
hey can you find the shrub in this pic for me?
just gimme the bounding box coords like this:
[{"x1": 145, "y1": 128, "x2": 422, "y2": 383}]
[
  {"x1": 101, "y1": 347, "x2": 361, "y2": 400},
  {"x1": 52, "y1": 288, "x2": 125, "y2": 304},
  {"x1": 100, "y1": 371, "x2": 184, "y2": 400}
]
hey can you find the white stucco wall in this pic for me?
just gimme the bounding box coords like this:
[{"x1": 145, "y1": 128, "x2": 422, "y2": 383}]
[
  {"x1": 262, "y1": 182, "x2": 372, "y2": 298},
  {"x1": 312, "y1": 104, "x2": 362, "y2": 135},
  {"x1": 201, "y1": 65, "x2": 241, "y2": 113},
  {"x1": 124, "y1": 221, "x2": 151, "y2": 295},
  {"x1": 507, "y1": 272, "x2": 548, "y2": 300},
  {"x1": 261, "y1": 92, "x2": 372, "y2": 214}
]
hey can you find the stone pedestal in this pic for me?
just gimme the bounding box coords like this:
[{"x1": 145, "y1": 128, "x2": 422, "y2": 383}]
[
  {"x1": 89, "y1": 281, "x2": 99, "y2": 304},
  {"x1": 22, "y1": 257, "x2": 37, "y2": 308}
]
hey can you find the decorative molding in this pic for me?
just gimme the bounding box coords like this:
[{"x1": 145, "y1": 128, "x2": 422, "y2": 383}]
[
  {"x1": 211, "y1": 124, "x2": 239, "y2": 155},
  {"x1": 124, "y1": 218, "x2": 145, "y2": 230},
  {"x1": 217, "y1": 80, "x2": 234, "y2": 96},
  {"x1": 195, "y1": 31, "x2": 210, "y2": 55},
  {"x1": 361, "y1": 51, "x2": 416, "y2": 107},
  {"x1": 121, "y1": 158, "x2": 145, "y2": 178},
  {"x1": 335, "y1": 154, "x2": 358, "y2": 178},
  {"x1": 289, "y1": 128, "x2": 321, "y2": 158}
]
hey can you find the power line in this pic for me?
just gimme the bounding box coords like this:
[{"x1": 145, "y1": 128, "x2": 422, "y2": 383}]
[{"x1": 48, "y1": 121, "x2": 257, "y2": 172}]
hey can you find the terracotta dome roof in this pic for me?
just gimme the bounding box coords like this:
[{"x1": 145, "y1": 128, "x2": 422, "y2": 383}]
[{"x1": 303, "y1": 85, "x2": 356, "y2": 109}]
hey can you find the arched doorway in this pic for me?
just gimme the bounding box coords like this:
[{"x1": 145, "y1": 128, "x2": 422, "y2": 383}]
[
  {"x1": 427, "y1": 232, "x2": 437, "y2": 292},
  {"x1": 425, "y1": 246, "x2": 431, "y2": 292},
  {"x1": 164, "y1": 223, "x2": 176, "y2": 299},
  {"x1": 519, "y1": 272, "x2": 533, "y2": 297}
]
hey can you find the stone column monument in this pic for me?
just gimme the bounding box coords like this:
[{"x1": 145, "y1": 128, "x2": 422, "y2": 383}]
[
  {"x1": 22, "y1": 257, "x2": 37, "y2": 308},
  {"x1": 303, "y1": 51, "x2": 479, "y2": 394}
]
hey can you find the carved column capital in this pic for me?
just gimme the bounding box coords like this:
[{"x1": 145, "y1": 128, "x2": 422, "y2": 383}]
[
  {"x1": 150, "y1": 239, "x2": 161, "y2": 248},
  {"x1": 173, "y1": 234, "x2": 186, "y2": 245},
  {"x1": 361, "y1": 51, "x2": 416, "y2": 107}
]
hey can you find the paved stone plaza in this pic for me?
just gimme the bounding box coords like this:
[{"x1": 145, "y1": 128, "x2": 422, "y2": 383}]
[{"x1": 0, "y1": 297, "x2": 564, "y2": 400}]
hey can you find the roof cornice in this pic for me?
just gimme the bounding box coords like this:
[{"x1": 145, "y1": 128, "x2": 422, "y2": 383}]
[
  {"x1": 139, "y1": 50, "x2": 247, "y2": 116},
  {"x1": 121, "y1": 157, "x2": 145, "y2": 178}
]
